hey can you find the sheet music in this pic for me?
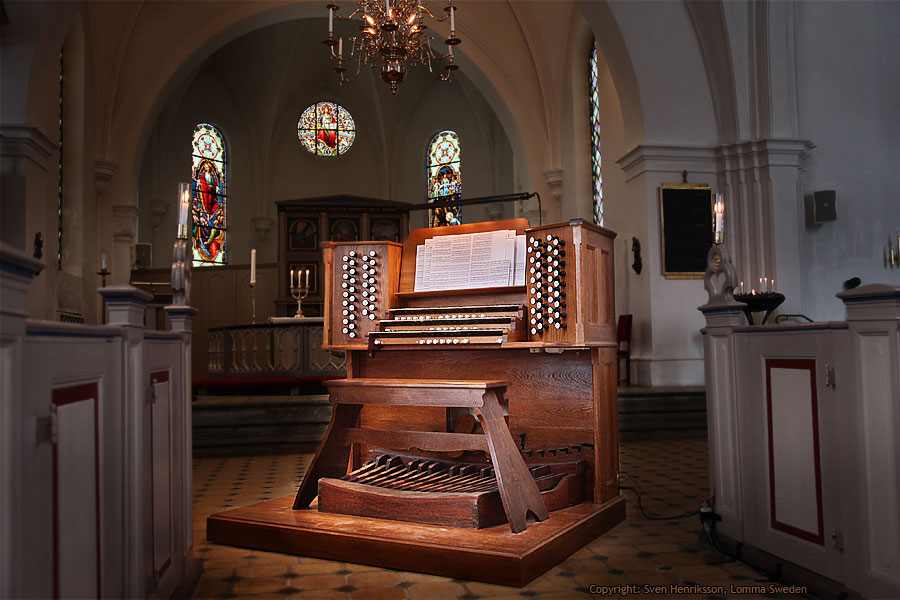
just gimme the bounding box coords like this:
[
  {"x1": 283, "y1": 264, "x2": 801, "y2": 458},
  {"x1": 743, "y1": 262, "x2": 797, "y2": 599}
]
[
  {"x1": 414, "y1": 245, "x2": 426, "y2": 291},
  {"x1": 514, "y1": 234, "x2": 526, "y2": 286},
  {"x1": 415, "y1": 229, "x2": 519, "y2": 291},
  {"x1": 426, "y1": 236, "x2": 453, "y2": 290}
]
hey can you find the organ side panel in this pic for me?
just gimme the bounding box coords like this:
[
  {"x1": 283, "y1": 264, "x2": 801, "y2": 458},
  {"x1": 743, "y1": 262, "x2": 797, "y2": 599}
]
[
  {"x1": 323, "y1": 241, "x2": 402, "y2": 348},
  {"x1": 525, "y1": 219, "x2": 616, "y2": 346}
]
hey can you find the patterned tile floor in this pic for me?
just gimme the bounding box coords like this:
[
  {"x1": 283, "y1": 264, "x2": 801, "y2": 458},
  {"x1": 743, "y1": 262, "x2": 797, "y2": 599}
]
[{"x1": 191, "y1": 439, "x2": 811, "y2": 600}]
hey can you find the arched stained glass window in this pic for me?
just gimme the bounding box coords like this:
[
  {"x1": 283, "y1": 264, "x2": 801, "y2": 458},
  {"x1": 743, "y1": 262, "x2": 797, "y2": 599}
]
[
  {"x1": 426, "y1": 131, "x2": 461, "y2": 227},
  {"x1": 589, "y1": 40, "x2": 603, "y2": 226},
  {"x1": 297, "y1": 102, "x2": 355, "y2": 156},
  {"x1": 191, "y1": 123, "x2": 228, "y2": 267}
]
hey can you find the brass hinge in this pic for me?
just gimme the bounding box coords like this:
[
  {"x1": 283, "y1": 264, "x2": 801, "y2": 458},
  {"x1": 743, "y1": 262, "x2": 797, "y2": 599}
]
[
  {"x1": 824, "y1": 364, "x2": 836, "y2": 390},
  {"x1": 831, "y1": 528, "x2": 844, "y2": 552}
]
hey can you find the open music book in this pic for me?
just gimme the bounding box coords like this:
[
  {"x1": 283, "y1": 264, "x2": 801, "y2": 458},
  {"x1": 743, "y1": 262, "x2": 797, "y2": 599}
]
[{"x1": 414, "y1": 230, "x2": 526, "y2": 291}]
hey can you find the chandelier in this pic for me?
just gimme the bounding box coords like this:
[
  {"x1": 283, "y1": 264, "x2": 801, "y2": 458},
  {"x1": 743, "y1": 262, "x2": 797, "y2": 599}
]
[{"x1": 324, "y1": 0, "x2": 460, "y2": 95}]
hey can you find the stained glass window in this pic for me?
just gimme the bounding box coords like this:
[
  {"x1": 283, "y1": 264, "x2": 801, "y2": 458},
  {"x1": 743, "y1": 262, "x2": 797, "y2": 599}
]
[
  {"x1": 426, "y1": 131, "x2": 461, "y2": 227},
  {"x1": 57, "y1": 48, "x2": 64, "y2": 269},
  {"x1": 297, "y1": 102, "x2": 355, "y2": 156},
  {"x1": 191, "y1": 123, "x2": 228, "y2": 267},
  {"x1": 589, "y1": 40, "x2": 603, "y2": 226}
]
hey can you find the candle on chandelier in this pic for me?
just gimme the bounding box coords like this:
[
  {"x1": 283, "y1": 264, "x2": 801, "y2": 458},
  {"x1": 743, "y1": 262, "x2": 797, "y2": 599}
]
[
  {"x1": 450, "y1": 4, "x2": 455, "y2": 31},
  {"x1": 771, "y1": 279, "x2": 776, "y2": 293},
  {"x1": 739, "y1": 281, "x2": 744, "y2": 294},
  {"x1": 338, "y1": 37, "x2": 343, "y2": 58},
  {"x1": 250, "y1": 249, "x2": 257, "y2": 285},
  {"x1": 328, "y1": 5, "x2": 333, "y2": 33}
]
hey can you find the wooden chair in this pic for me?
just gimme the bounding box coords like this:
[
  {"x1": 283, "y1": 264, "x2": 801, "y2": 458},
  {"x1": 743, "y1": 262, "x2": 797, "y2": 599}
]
[
  {"x1": 616, "y1": 315, "x2": 633, "y2": 386},
  {"x1": 293, "y1": 378, "x2": 549, "y2": 533}
]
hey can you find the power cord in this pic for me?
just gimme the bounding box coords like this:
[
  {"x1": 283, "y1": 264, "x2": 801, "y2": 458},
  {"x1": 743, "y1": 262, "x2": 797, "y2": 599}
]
[{"x1": 617, "y1": 474, "x2": 699, "y2": 520}]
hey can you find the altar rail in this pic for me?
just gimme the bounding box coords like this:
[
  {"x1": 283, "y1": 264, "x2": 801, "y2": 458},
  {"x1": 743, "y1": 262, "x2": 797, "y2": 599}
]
[
  {"x1": 207, "y1": 320, "x2": 346, "y2": 378},
  {"x1": 699, "y1": 246, "x2": 899, "y2": 599},
  {"x1": 1, "y1": 244, "x2": 194, "y2": 599}
]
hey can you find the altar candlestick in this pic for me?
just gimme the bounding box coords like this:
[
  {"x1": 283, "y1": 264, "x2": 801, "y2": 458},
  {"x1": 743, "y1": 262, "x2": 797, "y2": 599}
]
[
  {"x1": 305, "y1": 268, "x2": 310, "y2": 287},
  {"x1": 291, "y1": 268, "x2": 295, "y2": 287},
  {"x1": 100, "y1": 250, "x2": 107, "y2": 271},
  {"x1": 250, "y1": 249, "x2": 257, "y2": 284}
]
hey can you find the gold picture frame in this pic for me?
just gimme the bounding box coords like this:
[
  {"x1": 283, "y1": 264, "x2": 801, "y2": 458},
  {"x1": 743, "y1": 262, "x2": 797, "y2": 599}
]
[{"x1": 659, "y1": 182, "x2": 714, "y2": 279}]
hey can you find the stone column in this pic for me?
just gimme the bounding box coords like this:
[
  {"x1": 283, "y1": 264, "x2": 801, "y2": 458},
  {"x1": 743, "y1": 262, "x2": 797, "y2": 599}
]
[
  {"x1": 97, "y1": 284, "x2": 151, "y2": 597},
  {"x1": 0, "y1": 243, "x2": 45, "y2": 598},
  {"x1": 697, "y1": 243, "x2": 747, "y2": 540},
  {"x1": 111, "y1": 205, "x2": 141, "y2": 285}
]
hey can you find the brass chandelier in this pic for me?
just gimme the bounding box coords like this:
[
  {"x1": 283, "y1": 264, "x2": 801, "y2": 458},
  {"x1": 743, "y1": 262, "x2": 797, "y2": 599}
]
[{"x1": 324, "y1": 0, "x2": 460, "y2": 95}]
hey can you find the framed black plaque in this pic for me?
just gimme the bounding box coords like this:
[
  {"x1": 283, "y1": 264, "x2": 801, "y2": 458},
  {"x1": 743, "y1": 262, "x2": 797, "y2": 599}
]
[{"x1": 659, "y1": 183, "x2": 714, "y2": 279}]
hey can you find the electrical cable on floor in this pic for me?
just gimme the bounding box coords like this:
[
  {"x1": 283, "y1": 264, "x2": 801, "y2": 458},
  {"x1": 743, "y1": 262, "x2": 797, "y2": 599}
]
[{"x1": 616, "y1": 474, "x2": 698, "y2": 520}]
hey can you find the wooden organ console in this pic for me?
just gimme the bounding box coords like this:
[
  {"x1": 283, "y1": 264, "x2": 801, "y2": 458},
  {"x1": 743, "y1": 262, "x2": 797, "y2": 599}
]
[{"x1": 207, "y1": 218, "x2": 625, "y2": 586}]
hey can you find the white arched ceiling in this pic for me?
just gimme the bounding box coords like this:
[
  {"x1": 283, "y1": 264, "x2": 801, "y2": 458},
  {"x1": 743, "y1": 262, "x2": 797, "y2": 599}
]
[{"x1": 22, "y1": 0, "x2": 658, "y2": 277}]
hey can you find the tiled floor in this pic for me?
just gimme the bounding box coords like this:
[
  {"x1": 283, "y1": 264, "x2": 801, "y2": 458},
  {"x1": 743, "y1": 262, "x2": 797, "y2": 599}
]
[{"x1": 191, "y1": 440, "x2": 809, "y2": 599}]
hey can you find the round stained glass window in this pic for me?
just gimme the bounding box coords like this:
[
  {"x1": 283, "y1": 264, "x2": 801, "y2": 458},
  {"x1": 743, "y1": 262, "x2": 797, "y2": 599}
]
[{"x1": 297, "y1": 102, "x2": 355, "y2": 156}]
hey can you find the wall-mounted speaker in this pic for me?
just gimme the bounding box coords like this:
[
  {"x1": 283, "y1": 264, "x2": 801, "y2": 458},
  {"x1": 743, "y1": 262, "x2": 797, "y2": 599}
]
[{"x1": 813, "y1": 190, "x2": 837, "y2": 223}]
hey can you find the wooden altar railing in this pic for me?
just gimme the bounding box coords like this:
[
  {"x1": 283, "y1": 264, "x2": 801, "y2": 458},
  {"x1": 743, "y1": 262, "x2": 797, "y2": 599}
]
[{"x1": 207, "y1": 319, "x2": 346, "y2": 377}]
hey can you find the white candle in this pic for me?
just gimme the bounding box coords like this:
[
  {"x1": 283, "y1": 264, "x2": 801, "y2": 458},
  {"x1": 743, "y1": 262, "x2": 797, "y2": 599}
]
[
  {"x1": 764, "y1": 277, "x2": 768, "y2": 293},
  {"x1": 101, "y1": 250, "x2": 107, "y2": 271},
  {"x1": 305, "y1": 268, "x2": 310, "y2": 287},
  {"x1": 772, "y1": 279, "x2": 775, "y2": 293},
  {"x1": 338, "y1": 37, "x2": 343, "y2": 57},
  {"x1": 385, "y1": 0, "x2": 390, "y2": 16},
  {"x1": 250, "y1": 249, "x2": 257, "y2": 284},
  {"x1": 329, "y1": 5, "x2": 333, "y2": 33},
  {"x1": 450, "y1": 5, "x2": 455, "y2": 31},
  {"x1": 714, "y1": 194, "x2": 724, "y2": 236},
  {"x1": 291, "y1": 268, "x2": 295, "y2": 288},
  {"x1": 739, "y1": 281, "x2": 744, "y2": 294},
  {"x1": 177, "y1": 182, "x2": 191, "y2": 231}
]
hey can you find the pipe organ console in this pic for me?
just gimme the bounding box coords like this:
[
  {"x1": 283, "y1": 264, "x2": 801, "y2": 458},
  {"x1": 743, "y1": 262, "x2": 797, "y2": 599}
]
[{"x1": 208, "y1": 218, "x2": 625, "y2": 586}]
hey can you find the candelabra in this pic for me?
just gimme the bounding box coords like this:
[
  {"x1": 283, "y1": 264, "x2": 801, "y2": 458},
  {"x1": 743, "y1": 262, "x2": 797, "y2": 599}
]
[
  {"x1": 324, "y1": 0, "x2": 460, "y2": 95},
  {"x1": 290, "y1": 282, "x2": 310, "y2": 318}
]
